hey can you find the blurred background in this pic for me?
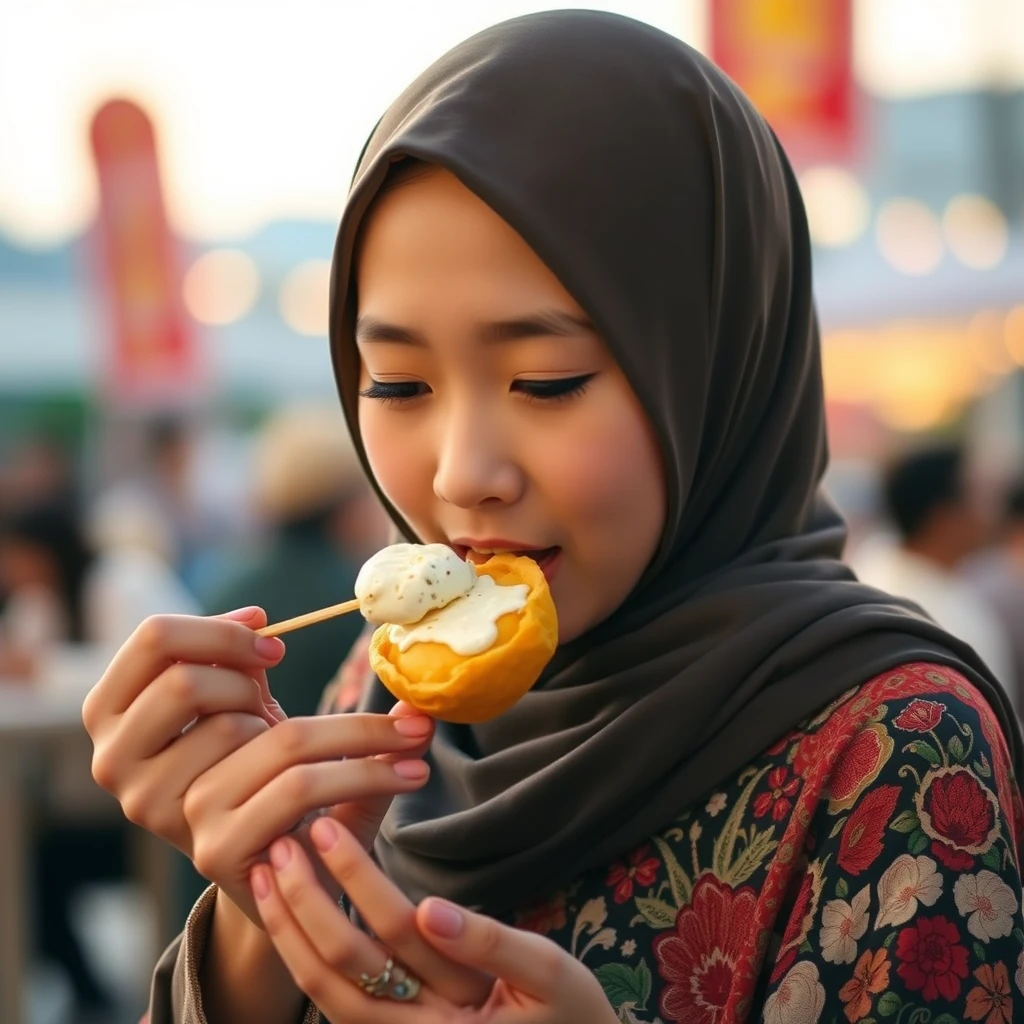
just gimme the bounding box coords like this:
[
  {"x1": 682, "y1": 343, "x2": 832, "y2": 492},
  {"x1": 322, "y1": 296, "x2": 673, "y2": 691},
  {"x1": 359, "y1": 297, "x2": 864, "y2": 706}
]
[{"x1": 1, "y1": 1, "x2": 1023, "y2": 1021}]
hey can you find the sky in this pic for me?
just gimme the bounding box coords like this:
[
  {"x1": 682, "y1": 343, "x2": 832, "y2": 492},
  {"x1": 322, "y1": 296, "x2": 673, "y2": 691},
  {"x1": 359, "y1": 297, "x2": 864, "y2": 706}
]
[{"x1": 1, "y1": 0, "x2": 1022, "y2": 247}]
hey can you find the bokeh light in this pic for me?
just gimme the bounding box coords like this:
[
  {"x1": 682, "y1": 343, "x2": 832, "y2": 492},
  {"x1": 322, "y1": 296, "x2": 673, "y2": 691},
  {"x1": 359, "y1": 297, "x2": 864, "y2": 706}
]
[
  {"x1": 875, "y1": 199, "x2": 944, "y2": 275},
  {"x1": 799, "y1": 166, "x2": 871, "y2": 248},
  {"x1": 942, "y1": 194, "x2": 1009, "y2": 269},
  {"x1": 278, "y1": 259, "x2": 332, "y2": 337},
  {"x1": 182, "y1": 249, "x2": 261, "y2": 325}
]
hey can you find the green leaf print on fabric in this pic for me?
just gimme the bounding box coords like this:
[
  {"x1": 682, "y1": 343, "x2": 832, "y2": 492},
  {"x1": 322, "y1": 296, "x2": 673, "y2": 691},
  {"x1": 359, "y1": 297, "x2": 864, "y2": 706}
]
[
  {"x1": 652, "y1": 835, "x2": 691, "y2": 907},
  {"x1": 594, "y1": 960, "x2": 651, "y2": 1011}
]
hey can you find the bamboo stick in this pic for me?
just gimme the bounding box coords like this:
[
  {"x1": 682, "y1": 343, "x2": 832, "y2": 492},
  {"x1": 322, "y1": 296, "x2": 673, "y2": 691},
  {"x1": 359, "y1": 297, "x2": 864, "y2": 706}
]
[{"x1": 256, "y1": 598, "x2": 362, "y2": 637}]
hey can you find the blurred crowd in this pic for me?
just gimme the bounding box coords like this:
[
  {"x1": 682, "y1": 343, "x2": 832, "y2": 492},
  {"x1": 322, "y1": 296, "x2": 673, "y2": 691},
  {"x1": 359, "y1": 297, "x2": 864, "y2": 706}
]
[{"x1": 0, "y1": 406, "x2": 389, "y2": 1021}]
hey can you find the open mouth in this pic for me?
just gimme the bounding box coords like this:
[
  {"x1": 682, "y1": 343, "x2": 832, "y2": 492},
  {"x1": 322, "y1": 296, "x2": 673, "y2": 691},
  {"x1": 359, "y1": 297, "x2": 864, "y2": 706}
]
[{"x1": 454, "y1": 545, "x2": 562, "y2": 571}]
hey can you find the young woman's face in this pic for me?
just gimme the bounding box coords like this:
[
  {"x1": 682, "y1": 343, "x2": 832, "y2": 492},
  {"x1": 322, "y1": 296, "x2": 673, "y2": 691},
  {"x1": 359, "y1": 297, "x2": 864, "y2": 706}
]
[{"x1": 354, "y1": 168, "x2": 665, "y2": 642}]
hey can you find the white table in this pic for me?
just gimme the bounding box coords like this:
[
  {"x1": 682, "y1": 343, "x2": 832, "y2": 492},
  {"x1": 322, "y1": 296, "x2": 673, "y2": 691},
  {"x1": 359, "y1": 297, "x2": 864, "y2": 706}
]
[{"x1": 0, "y1": 684, "x2": 175, "y2": 1024}]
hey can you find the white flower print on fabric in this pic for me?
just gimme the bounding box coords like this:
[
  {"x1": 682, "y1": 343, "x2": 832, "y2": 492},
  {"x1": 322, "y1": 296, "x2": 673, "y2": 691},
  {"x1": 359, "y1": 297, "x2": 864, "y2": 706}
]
[
  {"x1": 763, "y1": 961, "x2": 825, "y2": 1024},
  {"x1": 821, "y1": 886, "x2": 870, "y2": 965},
  {"x1": 875, "y1": 854, "x2": 943, "y2": 929},
  {"x1": 954, "y1": 869, "x2": 1019, "y2": 942},
  {"x1": 706, "y1": 793, "x2": 728, "y2": 816}
]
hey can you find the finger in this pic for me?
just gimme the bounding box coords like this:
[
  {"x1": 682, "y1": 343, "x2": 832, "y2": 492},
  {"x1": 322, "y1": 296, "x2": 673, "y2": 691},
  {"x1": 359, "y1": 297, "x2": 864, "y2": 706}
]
[
  {"x1": 253, "y1": 666, "x2": 287, "y2": 724},
  {"x1": 309, "y1": 817, "x2": 492, "y2": 1006},
  {"x1": 266, "y1": 837, "x2": 451, "y2": 1009},
  {"x1": 330, "y1": 702, "x2": 435, "y2": 848},
  {"x1": 189, "y1": 756, "x2": 430, "y2": 859},
  {"x1": 252, "y1": 863, "x2": 434, "y2": 1023},
  {"x1": 417, "y1": 897, "x2": 570, "y2": 1001},
  {"x1": 115, "y1": 712, "x2": 270, "y2": 850},
  {"x1": 192, "y1": 713, "x2": 434, "y2": 811},
  {"x1": 83, "y1": 612, "x2": 286, "y2": 725},
  {"x1": 112, "y1": 664, "x2": 269, "y2": 764}
]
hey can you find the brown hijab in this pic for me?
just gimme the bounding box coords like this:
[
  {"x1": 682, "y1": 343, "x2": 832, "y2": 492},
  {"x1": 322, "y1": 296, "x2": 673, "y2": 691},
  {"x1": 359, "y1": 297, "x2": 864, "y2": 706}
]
[{"x1": 328, "y1": 10, "x2": 1023, "y2": 913}]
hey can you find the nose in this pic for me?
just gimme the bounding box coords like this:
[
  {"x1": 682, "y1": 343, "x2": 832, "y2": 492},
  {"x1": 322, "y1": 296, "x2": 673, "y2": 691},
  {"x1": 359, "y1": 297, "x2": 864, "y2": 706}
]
[{"x1": 432, "y1": 398, "x2": 524, "y2": 510}]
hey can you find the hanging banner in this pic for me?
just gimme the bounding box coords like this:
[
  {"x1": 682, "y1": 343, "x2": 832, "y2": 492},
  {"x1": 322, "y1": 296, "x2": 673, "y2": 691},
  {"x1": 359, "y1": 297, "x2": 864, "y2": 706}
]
[
  {"x1": 89, "y1": 98, "x2": 203, "y2": 408},
  {"x1": 709, "y1": 0, "x2": 856, "y2": 165}
]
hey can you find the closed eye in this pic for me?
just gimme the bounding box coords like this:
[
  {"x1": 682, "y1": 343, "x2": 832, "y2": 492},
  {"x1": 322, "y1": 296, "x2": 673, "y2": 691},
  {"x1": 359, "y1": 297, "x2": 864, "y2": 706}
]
[
  {"x1": 358, "y1": 380, "x2": 429, "y2": 405},
  {"x1": 358, "y1": 373, "x2": 597, "y2": 407},
  {"x1": 514, "y1": 373, "x2": 597, "y2": 402}
]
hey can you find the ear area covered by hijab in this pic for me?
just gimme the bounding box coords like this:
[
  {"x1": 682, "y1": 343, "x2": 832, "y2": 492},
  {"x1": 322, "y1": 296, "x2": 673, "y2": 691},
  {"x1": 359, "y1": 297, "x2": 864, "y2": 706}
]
[{"x1": 328, "y1": 10, "x2": 1024, "y2": 913}]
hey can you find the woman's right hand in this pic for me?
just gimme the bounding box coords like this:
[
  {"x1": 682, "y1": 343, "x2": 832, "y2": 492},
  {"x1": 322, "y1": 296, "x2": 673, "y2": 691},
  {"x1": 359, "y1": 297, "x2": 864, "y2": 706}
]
[{"x1": 82, "y1": 606, "x2": 434, "y2": 923}]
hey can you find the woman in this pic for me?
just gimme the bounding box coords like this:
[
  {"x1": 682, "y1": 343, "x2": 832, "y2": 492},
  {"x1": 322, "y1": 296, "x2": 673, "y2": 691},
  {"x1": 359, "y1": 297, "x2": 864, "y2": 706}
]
[{"x1": 84, "y1": 12, "x2": 1024, "y2": 1023}]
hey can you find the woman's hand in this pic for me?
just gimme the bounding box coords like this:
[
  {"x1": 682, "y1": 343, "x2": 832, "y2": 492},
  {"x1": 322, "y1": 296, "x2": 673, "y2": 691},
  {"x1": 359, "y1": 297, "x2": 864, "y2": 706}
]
[
  {"x1": 82, "y1": 607, "x2": 435, "y2": 922},
  {"x1": 251, "y1": 816, "x2": 618, "y2": 1022}
]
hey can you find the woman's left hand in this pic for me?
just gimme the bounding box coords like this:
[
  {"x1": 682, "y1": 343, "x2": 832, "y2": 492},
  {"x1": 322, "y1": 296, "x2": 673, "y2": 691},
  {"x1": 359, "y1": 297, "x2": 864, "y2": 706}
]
[{"x1": 252, "y1": 815, "x2": 618, "y2": 1023}]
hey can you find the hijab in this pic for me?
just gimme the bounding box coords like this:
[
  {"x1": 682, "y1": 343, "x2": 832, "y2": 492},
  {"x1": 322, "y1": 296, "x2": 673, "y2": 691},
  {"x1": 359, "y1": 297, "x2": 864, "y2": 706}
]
[{"x1": 328, "y1": 10, "x2": 1024, "y2": 913}]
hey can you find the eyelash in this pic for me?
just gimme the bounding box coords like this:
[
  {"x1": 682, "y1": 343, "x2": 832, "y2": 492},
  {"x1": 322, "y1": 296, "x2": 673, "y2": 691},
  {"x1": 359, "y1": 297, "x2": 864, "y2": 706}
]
[{"x1": 358, "y1": 373, "x2": 596, "y2": 406}]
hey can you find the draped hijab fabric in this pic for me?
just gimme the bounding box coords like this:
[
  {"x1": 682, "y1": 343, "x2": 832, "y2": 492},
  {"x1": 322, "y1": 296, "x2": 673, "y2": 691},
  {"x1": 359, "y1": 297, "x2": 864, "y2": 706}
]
[{"x1": 327, "y1": 10, "x2": 1023, "y2": 913}]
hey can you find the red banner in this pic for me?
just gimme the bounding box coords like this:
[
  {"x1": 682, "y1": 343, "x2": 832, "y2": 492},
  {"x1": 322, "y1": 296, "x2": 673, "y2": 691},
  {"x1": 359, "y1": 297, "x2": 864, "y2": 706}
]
[
  {"x1": 89, "y1": 98, "x2": 203, "y2": 407},
  {"x1": 709, "y1": 0, "x2": 856, "y2": 165}
]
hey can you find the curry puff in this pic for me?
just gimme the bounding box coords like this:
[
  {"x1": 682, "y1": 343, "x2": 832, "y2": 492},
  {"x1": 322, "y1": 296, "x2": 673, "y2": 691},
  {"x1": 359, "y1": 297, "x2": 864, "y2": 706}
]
[{"x1": 355, "y1": 544, "x2": 558, "y2": 723}]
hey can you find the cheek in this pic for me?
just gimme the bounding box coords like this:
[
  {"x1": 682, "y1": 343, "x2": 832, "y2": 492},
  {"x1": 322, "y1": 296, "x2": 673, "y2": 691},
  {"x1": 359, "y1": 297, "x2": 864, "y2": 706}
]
[
  {"x1": 359, "y1": 404, "x2": 434, "y2": 526},
  {"x1": 542, "y1": 407, "x2": 664, "y2": 538}
]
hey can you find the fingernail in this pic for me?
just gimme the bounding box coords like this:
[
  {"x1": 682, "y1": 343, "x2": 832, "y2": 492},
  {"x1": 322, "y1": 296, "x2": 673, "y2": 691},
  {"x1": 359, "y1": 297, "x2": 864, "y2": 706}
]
[
  {"x1": 393, "y1": 716, "x2": 432, "y2": 737},
  {"x1": 393, "y1": 760, "x2": 429, "y2": 780},
  {"x1": 226, "y1": 606, "x2": 261, "y2": 622},
  {"x1": 311, "y1": 816, "x2": 340, "y2": 852},
  {"x1": 269, "y1": 840, "x2": 292, "y2": 870},
  {"x1": 251, "y1": 865, "x2": 271, "y2": 899},
  {"x1": 255, "y1": 636, "x2": 285, "y2": 661},
  {"x1": 424, "y1": 898, "x2": 463, "y2": 938}
]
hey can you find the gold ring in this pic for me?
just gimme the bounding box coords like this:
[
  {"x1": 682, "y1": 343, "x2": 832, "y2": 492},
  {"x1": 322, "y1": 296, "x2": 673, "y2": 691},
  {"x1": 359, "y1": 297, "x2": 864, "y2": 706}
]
[{"x1": 357, "y1": 957, "x2": 421, "y2": 1001}]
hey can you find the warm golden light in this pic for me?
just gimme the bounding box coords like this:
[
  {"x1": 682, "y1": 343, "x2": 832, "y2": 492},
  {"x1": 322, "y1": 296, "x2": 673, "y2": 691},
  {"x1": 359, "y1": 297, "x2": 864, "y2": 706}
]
[
  {"x1": 1006, "y1": 306, "x2": 1024, "y2": 366},
  {"x1": 968, "y1": 309, "x2": 1012, "y2": 377},
  {"x1": 182, "y1": 249, "x2": 261, "y2": 325},
  {"x1": 278, "y1": 259, "x2": 332, "y2": 337}
]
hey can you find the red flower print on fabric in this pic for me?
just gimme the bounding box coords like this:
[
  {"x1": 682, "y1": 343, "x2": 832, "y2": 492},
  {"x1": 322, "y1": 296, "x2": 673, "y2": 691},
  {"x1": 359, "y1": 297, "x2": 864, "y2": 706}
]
[
  {"x1": 916, "y1": 767, "x2": 1000, "y2": 870},
  {"x1": 838, "y1": 784, "x2": 901, "y2": 875},
  {"x1": 896, "y1": 914, "x2": 970, "y2": 1002},
  {"x1": 606, "y1": 844, "x2": 660, "y2": 904},
  {"x1": 893, "y1": 698, "x2": 946, "y2": 733},
  {"x1": 654, "y1": 876, "x2": 758, "y2": 1024},
  {"x1": 753, "y1": 766, "x2": 801, "y2": 821},
  {"x1": 512, "y1": 890, "x2": 567, "y2": 936},
  {"x1": 827, "y1": 723, "x2": 894, "y2": 813}
]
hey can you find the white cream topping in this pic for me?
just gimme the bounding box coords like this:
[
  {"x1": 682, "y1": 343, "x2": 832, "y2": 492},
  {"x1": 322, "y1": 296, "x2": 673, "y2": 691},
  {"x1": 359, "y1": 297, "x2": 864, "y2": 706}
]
[
  {"x1": 355, "y1": 543, "x2": 476, "y2": 626},
  {"x1": 388, "y1": 573, "x2": 529, "y2": 655}
]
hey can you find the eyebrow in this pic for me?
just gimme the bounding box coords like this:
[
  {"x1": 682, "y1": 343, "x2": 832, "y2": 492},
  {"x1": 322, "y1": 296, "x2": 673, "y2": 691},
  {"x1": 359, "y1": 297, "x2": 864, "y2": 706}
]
[{"x1": 354, "y1": 309, "x2": 597, "y2": 346}]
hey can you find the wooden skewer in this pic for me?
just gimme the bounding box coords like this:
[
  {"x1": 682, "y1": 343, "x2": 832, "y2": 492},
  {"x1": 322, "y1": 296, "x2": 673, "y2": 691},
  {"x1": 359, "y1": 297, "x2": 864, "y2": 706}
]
[{"x1": 256, "y1": 598, "x2": 362, "y2": 637}]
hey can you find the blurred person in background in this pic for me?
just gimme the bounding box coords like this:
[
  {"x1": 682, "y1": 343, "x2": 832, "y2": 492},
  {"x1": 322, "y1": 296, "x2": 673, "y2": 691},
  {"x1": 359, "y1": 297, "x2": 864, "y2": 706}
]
[
  {"x1": 966, "y1": 477, "x2": 1024, "y2": 714},
  {"x1": 202, "y1": 403, "x2": 375, "y2": 718},
  {"x1": 0, "y1": 500, "x2": 93, "y2": 679},
  {"x1": 0, "y1": 494, "x2": 199, "y2": 1020},
  {"x1": 0, "y1": 500, "x2": 126, "y2": 1020},
  {"x1": 85, "y1": 482, "x2": 201, "y2": 642},
  {"x1": 0, "y1": 433, "x2": 78, "y2": 516},
  {"x1": 852, "y1": 443, "x2": 1016, "y2": 690}
]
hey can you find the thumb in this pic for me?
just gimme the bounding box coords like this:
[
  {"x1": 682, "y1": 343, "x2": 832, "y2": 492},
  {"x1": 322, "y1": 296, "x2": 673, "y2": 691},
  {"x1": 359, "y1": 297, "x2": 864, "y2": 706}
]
[
  {"x1": 218, "y1": 606, "x2": 287, "y2": 724},
  {"x1": 416, "y1": 898, "x2": 571, "y2": 1001}
]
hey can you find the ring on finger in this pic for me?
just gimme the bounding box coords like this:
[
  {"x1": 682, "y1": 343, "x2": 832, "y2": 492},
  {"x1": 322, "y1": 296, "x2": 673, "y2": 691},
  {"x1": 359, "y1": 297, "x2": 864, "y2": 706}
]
[{"x1": 357, "y1": 957, "x2": 421, "y2": 1001}]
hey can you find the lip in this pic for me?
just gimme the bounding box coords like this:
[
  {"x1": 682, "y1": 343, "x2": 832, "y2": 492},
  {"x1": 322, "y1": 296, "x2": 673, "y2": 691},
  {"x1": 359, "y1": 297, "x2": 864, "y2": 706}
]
[
  {"x1": 449, "y1": 538, "x2": 551, "y2": 554},
  {"x1": 449, "y1": 539, "x2": 563, "y2": 584}
]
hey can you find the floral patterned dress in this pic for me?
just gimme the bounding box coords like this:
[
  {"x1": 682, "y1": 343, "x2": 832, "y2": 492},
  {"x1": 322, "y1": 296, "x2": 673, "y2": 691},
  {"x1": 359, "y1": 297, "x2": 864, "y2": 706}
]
[{"x1": 326, "y1": 658, "x2": 1024, "y2": 1024}]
